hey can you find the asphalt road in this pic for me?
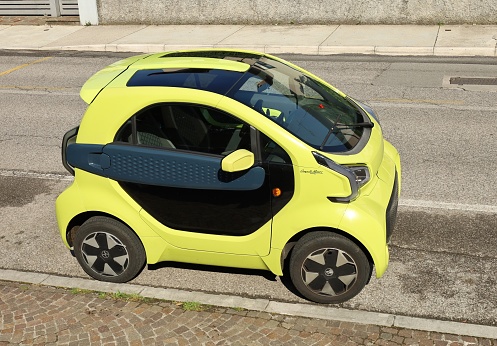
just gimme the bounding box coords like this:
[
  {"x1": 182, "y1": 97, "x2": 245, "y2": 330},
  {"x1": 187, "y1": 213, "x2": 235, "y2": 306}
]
[{"x1": 0, "y1": 51, "x2": 496, "y2": 326}]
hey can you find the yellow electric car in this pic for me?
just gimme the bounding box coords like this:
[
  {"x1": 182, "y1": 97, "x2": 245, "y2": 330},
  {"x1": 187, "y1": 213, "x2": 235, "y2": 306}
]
[{"x1": 56, "y1": 50, "x2": 401, "y2": 304}]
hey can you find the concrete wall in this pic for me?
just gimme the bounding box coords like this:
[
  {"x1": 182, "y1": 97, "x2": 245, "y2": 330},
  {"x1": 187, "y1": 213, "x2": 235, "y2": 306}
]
[{"x1": 97, "y1": 0, "x2": 497, "y2": 25}]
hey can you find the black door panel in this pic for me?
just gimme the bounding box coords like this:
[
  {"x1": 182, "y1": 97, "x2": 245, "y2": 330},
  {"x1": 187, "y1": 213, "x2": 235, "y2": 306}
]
[
  {"x1": 120, "y1": 179, "x2": 271, "y2": 236},
  {"x1": 67, "y1": 143, "x2": 265, "y2": 191}
]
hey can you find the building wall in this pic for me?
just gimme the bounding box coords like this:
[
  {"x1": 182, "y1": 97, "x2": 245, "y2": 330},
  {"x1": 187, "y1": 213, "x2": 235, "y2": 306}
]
[{"x1": 97, "y1": 0, "x2": 497, "y2": 25}]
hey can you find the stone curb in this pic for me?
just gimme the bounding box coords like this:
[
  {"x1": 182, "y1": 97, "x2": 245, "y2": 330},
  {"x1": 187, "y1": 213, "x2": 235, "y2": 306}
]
[
  {"x1": 1, "y1": 268, "x2": 496, "y2": 339},
  {"x1": 2, "y1": 44, "x2": 497, "y2": 57}
]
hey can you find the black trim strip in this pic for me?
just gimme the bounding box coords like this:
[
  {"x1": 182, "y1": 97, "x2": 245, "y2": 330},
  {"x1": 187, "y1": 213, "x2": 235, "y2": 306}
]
[{"x1": 61, "y1": 126, "x2": 79, "y2": 176}]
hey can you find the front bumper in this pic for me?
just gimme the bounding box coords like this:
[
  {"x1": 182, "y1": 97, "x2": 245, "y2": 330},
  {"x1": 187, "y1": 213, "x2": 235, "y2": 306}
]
[
  {"x1": 386, "y1": 172, "x2": 399, "y2": 243},
  {"x1": 337, "y1": 144, "x2": 400, "y2": 278}
]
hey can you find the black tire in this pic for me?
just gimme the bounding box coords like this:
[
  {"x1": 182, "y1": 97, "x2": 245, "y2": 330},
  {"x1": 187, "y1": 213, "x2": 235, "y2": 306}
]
[
  {"x1": 73, "y1": 216, "x2": 146, "y2": 283},
  {"x1": 289, "y1": 231, "x2": 370, "y2": 304}
]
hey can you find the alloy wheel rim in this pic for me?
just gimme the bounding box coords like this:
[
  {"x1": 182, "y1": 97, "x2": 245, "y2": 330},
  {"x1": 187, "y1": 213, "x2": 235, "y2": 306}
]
[
  {"x1": 301, "y1": 248, "x2": 358, "y2": 296},
  {"x1": 80, "y1": 232, "x2": 129, "y2": 277}
]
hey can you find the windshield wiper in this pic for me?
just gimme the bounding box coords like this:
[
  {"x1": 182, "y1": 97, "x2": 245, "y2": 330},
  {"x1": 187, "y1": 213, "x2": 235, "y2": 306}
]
[
  {"x1": 335, "y1": 122, "x2": 374, "y2": 129},
  {"x1": 320, "y1": 114, "x2": 342, "y2": 150},
  {"x1": 320, "y1": 118, "x2": 373, "y2": 150}
]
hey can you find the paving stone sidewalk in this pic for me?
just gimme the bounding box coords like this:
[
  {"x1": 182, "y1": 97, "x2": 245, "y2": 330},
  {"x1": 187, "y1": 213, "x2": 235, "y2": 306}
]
[{"x1": 0, "y1": 280, "x2": 495, "y2": 346}]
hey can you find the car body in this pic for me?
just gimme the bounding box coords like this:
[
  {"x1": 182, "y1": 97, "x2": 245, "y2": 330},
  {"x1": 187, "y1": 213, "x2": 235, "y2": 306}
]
[{"x1": 56, "y1": 50, "x2": 401, "y2": 304}]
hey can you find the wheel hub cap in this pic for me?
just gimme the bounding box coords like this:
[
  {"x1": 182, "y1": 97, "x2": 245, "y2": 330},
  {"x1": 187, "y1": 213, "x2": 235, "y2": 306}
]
[
  {"x1": 80, "y1": 232, "x2": 129, "y2": 277},
  {"x1": 324, "y1": 268, "x2": 334, "y2": 277},
  {"x1": 301, "y1": 248, "x2": 358, "y2": 296}
]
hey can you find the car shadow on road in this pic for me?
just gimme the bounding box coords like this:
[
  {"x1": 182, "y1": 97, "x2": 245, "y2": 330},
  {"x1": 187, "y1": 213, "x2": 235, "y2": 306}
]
[
  {"x1": 147, "y1": 261, "x2": 279, "y2": 282},
  {"x1": 146, "y1": 258, "x2": 306, "y2": 301}
]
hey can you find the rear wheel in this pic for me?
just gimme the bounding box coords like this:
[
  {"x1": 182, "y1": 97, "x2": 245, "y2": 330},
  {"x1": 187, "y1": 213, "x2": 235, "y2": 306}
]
[
  {"x1": 73, "y1": 216, "x2": 146, "y2": 283},
  {"x1": 289, "y1": 232, "x2": 370, "y2": 304}
]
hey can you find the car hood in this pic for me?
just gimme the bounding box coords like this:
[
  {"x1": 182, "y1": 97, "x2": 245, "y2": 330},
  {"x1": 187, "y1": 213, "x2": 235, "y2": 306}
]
[{"x1": 80, "y1": 54, "x2": 150, "y2": 104}]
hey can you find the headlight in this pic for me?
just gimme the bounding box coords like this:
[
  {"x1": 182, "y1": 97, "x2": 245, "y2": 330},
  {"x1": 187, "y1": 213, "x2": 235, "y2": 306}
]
[
  {"x1": 312, "y1": 152, "x2": 358, "y2": 202},
  {"x1": 346, "y1": 166, "x2": 370, "y2": 186}
]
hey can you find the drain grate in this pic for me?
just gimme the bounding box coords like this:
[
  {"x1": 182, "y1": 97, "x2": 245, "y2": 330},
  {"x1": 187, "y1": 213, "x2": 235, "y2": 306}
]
[{"x1": 450, "y1": 77, "x2": 497, "y2": 86}]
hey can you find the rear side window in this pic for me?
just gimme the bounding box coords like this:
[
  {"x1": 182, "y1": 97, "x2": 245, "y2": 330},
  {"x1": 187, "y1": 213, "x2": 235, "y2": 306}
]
[
  {"x1": 115, "y1": 104, "x2": 251, "y2": 156},
  {"x1": 126, "y1": 69, "x2": 243, "y2": 95}
]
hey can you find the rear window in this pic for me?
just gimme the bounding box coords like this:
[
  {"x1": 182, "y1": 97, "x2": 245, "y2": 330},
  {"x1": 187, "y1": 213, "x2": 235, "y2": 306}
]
[
  {"x1": 126, "y1": 68, "x2": 243, "y2": 95},
  {"x1": 161, "y1": 51, "x2": 262, "y2": 61}
]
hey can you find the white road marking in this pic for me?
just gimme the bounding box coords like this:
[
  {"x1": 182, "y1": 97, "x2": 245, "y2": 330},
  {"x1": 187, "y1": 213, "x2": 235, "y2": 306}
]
[
  {"x1": 0, "y1": 169, "x2": 73, "y2": 181},
  {"x1": 0, "y1": 88, "x2": 79, "y2": 96},
  {"x1": 369, "y1": 101, "x2": 497, "y2": 112},
  {"x1": 400, "y1": 198, "x2": 497, "y2": 214},
  {"x1": 1, "y1": 170, "x2": 495, "y2": 213}
]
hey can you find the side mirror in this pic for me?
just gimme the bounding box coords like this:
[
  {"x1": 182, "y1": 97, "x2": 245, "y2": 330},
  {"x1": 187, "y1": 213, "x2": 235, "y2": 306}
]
[{"x1": 221, "y1": 149, "x2": 255, "y2": 172}]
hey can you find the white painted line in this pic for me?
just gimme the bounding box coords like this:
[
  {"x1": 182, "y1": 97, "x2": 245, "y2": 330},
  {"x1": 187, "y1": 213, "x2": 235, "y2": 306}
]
[
  {"x1": 0, "y1": 269, "x2": 49, "y2": 284},
  {"x1": 0, "y1": 169, "x2": 73, "y2": 181},
  {"x1": 0, "y1": 88, "x2": 79, "y2": 96},
  {"x1": 400, "y1": 199, "x2": 497, "y2": 214},
  {"x1": 1, "y1": 170, "x2": 496, "y2": 214},
  {"x1": 368, "y1": 101, "x2": 497, "y2": 112}
]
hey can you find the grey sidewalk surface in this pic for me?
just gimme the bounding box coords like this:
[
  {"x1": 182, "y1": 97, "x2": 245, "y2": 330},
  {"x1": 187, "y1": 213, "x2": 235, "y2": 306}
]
[
  {"x1": 1, "y1": 268, "x2": 497, "y2": 345},
  {"x1": 0, "y1": 23, "x2": 496, "y2": 56}
]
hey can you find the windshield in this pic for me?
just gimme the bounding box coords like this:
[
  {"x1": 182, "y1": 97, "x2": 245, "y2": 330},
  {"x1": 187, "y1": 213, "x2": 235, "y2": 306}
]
[{"x1": 226, "y1": 57, "x2": 368, "y2": 152}]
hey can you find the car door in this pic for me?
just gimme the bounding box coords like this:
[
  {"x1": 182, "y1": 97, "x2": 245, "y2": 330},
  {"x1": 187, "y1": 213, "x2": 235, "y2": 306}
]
[
  {"x1": 111, "y1": 103, "x2": 274, "y2": 256},
  {"x1": 67, "y1": 102, "x2": 296, "y2": 256}
]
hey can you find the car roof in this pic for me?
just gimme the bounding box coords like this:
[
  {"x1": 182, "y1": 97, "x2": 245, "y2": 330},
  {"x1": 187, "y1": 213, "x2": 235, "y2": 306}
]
[
  {"x1": 80, "y1": 49, "x2": 269, "y2": 104},
  {"x1": 133, "y1": 49, "x2": 265, "y2": 71}
]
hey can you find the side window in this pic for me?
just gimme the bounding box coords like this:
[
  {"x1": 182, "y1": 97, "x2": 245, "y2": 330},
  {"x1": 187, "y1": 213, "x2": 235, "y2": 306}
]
[
  {"x1": 115, "y1": 104, "x2": 251, "y2": 156},
  {"x1": 260, "y1": 133, "x2": 292, "y2": 164},
  {"x1": 116, "y1": 120, "x2": 132, "y2": 143}
]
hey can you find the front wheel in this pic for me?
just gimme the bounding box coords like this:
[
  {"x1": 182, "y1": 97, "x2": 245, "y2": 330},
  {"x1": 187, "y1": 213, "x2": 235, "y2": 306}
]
[
  {"x1": 289, "y1": 232, "x2": 370, "y2": 304},
  {"x1": 73, "y1": 216, "x2": 146, "y2": 283}
]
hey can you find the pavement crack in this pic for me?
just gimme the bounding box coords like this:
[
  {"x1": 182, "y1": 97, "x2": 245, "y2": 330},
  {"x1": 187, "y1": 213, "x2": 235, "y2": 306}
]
[
  {"x1": 319, "y1": 25, "x2": 340, "y2": 47},
  {"x1": 370, "y1": 63, "x2": 391, "y2": 86},
  {"x1": 433, "y1": 25, "x2": 442, "y2": 52}
]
